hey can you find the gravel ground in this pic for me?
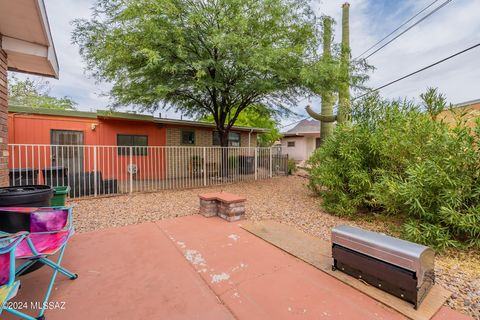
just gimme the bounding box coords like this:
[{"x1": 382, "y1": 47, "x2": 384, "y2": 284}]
[{"x1": 70, "y1": 174, "x2": 480, "y2": 319}]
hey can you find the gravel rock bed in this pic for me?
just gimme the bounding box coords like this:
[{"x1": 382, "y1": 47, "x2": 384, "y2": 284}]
[{"x1": 70, "y1": 175, "x2": 479, "y2": 319}]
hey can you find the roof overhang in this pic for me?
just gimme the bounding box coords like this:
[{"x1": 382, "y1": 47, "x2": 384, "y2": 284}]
[
  {"x1": 0, "y1": 0, "x2": 59, "y2": 79},
  {"x1": 282, "y1": 131, "x2": 319, "y2": 138},
  {"x1": 9, "y1": 105, "x2": 268, "y2": 133},
  {"x1": 281, "y1": 134, "x2": 304, "y2": 138},
  {"x1": 454, "y1": 98, "x2": 480, "y2": 108},
  {"x1": 153, "y1": 118, "x2": 267, "y2": 133}
]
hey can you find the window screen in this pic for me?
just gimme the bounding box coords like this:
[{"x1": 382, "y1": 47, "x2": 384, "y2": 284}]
[
  {"x1": 213, "y1": 131, "x2": 241, "y2": 147},
  {"x1": 181, "y1": 130, "x2": 195, "y2": 145},
  {"x1": 117, "y1": 134, "x2": 148, "y2": 156},
  {"x1": 228, "y1": 132, "x2": 240, "y2": 147}
]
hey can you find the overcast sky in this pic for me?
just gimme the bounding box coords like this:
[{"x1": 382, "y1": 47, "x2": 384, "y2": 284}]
[{"x1": 13, "y1": 0, "x2": 480, "y2": 128}]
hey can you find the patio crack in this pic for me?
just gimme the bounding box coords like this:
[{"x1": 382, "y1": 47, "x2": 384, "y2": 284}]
[
  {"x1": 153, "y1": 222, "x2": 240, "y2": 320},
  {"x1": 217, "y1": 261, "x2": 302, "y2": 297}
]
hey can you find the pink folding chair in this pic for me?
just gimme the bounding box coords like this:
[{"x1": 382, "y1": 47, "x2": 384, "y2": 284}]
[
  {"x1": 0, "y1": 232, "x2": 38, "y2": 319},
  {"x1": 0, "y1": 207, "x2": 76, "y2": 320}
]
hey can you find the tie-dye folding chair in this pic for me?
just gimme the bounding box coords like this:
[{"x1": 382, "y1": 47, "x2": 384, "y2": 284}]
[
  {"x1": 0, "y1": 207, "x2": 77, "y2": 320},
  {"x1": 0, "y1": 231, "x2": 38, "y2": 320}
]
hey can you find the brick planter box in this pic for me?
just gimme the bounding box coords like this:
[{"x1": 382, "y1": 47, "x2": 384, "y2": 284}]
[
  {"x1": 199, "y1": 197, "x2": 218, "y2": 217},
  {"x1": 198, "y1": 192, "x2": 246, "y2": 222}
]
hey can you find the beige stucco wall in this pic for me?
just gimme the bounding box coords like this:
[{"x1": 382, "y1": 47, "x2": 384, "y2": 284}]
[{"x1": 280, "y1": 135, "x2": 318, "y2": 162}]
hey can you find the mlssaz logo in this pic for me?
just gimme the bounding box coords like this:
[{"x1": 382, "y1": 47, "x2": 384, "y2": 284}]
[{"x1": 30, "y1": 301, "x2": 66, "y2": 310}]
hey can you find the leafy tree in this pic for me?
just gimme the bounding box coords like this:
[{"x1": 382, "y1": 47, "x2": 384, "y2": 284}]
[
  {"x1": 8, "y1": 76, "x2": 77, "y2": 110},
  {"x1": 199, "y1": 105, "x2": 281, "y2": 146},
  {"x1": 72, "y1": 0, "x2": 321, "y2": 147}
]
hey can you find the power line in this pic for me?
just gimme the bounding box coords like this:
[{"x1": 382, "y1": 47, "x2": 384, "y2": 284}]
[
  {"x1": 353, "y1": 42, "x2": 480, "y2": 101},
  {"x1": 279, "y1": 97, "x2": 313, "y2": 129},
  {"x1": 285, "y1": 40, "x2": 479, "y2": 126},
  {"x1": 355, "y1": 0, "x2": 440, "y2": 59},
  {"x1": 279, "y1": 117, "x2": 309, "y2": 129},
  {"x1": 361, "y1": 0, "x2": 453, "y2": 60}
]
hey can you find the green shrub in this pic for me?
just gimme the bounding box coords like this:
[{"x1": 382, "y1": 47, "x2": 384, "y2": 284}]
[
  {"x1": 308, "y1": 89, "x2": 480, "y2": 250},
  {"x1": 401, "y1": 220, "x2": 461, "y2": 251},
  {"x1": 288, "y1": 159, "x2": 297, "y2": 175}
]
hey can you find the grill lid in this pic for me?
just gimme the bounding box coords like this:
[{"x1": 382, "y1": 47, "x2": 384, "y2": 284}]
[{"x1": 332, "y1": 225, "x2": 434, "y2": 280}]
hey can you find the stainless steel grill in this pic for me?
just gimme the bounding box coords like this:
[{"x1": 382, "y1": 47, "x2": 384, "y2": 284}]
[{"x1": 331, "y1": 225, "x2": 435, "y2": 308}]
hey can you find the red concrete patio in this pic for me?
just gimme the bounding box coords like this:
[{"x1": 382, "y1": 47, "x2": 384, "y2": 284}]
[{"x1": 5, "y1": 215, "x2": 470, "y2": 319}]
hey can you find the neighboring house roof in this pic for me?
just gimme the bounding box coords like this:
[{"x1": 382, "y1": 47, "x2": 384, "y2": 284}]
[
  {"x1": 281, "y1": 119, "x2": 320, "y2": 137},
  {"x1": 438, "y1": 98, "x2": 480, "y2": 128},
  {"x1": 0, "y1": 0, "x2": 59, "y2": 78},
  {"x1": 8, "y1": 105, "x2": 267, "y2": 133},
  {"x1": 454, "y1": 98, "x2": 480, "y2": 108}
]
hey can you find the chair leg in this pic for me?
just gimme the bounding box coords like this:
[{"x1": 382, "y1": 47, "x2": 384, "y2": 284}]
[
  {"x1": 4, "y1": 307, "x2": 37, "y2": 320},
  {"x1": 15, "y1": 260, "x2": 37, "y2": 277},
  {"x1": 35, "y1": 244, "x2": 73, "y2": 319},
  {"x1": 37, "y1": 241, "x2": 77, "y2": 280},
  {"x1": 39, "y1": 257, "x2": 77, "y2": 280}
]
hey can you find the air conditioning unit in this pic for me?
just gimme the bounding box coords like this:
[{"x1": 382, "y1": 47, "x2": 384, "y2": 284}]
[{"x1": 127, "y1": 164, "x2": 137, "y2": 174}]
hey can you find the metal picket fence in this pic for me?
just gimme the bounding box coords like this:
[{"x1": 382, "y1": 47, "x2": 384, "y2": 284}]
[{"x1": 7, "y1": 144, "x2": 288, "y2": 199}]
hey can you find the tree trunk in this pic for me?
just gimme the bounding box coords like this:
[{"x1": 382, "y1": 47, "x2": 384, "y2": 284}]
[{"x1": 218, "y1": 129, "x2": 230, "y2": 178}]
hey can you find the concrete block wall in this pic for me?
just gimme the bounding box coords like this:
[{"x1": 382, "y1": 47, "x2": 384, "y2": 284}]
[
  {"x1": 164, "y1": 126, "x2": 258, "y2": 178},
  {"x1": 166, "y1": 127, "x2": 257, "y2": 148},
  {"x1": 166, "y1": 127, "x2": 213, "y2": 147},
  {"x1": 240, "y1": 131, "x2": 257, "y2": 148}
]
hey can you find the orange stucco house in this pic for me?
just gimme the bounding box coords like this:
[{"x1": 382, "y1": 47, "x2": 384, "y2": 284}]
[
  {"x1": 7, "y1": 106, "x2": 264, "y2": 186},
  {"x1": 8, "y1": 106, "x2": 263, "y2": 148}
]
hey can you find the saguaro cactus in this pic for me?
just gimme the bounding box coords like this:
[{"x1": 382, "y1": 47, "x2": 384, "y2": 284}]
[
  {"x1": 306, "y1": 3, "x2": 351, "y2": 142},
  {"x1": 319, "y1": 16, "x2": 335, "y2": 143},
  {"x1": 338, "y1": 2, "x2": 351, "y2": 123}
]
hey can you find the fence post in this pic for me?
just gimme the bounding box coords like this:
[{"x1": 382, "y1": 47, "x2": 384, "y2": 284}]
[
  {"x1": 286, "y1": 154, "x2": 289, "y2": 176},
  {"x1": 203, "y1": 147, "x2": 207, "y2": 187},
  {"x1": 269, "y1": 148, "x2": 273, "y2": 178},
  {"x1": 93, "y1": 146, "x2": 97, "y2": 197},
  {"x1": 129, "y1": 146, "x2": 133, "y2": 193},
  {"x1": 254, "y1": 147, "x2": 258, "y2": 180}
]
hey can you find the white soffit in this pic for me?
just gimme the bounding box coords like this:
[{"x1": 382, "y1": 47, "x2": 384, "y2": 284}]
[{"x1": 0, "y1": 0, "x2": 59, "y2": 78}]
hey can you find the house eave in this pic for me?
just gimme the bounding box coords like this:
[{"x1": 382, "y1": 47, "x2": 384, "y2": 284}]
[
  {"x1": 281, "y1": 131, "x2": 319, "y2": 138},
  {"x1": 154, "y1": 118, "x2": 267, "y2": 133},
  {"x1": 0, "y1": 0, "x2": 59, "y2": 79},
  {"x1": 454, "y1": 98, "x2": 480, "y2": 108},
  {"x1": 281, "y1": 133, "x2": 305, "y2": 138},
  {"x1": 8, "y1": 105, "x2": 267, "y2": 133}
]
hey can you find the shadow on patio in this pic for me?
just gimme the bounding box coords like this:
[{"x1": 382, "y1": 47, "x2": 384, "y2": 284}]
[{"x1": 5, "y1": 215, "x2": 471, "y2": 319}]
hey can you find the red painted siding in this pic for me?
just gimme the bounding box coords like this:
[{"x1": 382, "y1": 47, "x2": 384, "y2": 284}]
[
  {"x1": 8, "y1": 114, "x2": 99, "y2": 145},
  {"x1": 8, "y1": 114, "x2": 168, "y2": 146},
  {"x1": 97, "y1": 119, "x2": 165, "y2": 146}
]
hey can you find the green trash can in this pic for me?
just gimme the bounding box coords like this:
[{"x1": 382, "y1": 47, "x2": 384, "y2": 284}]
[{"x1": 51, "y1": 186, "x2": 71, "y2": 207}]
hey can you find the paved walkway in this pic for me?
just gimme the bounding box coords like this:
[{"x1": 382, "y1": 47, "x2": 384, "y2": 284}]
[{"x1": 5, "y1": 215, "x2": 470, "y2": 319}]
